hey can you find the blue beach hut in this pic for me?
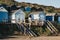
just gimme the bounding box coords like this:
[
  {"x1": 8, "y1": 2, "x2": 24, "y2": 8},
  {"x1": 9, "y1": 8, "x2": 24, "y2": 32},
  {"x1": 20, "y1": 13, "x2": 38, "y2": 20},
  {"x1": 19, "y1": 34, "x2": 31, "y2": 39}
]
[
  {"x1": 0, "y1": 7, "x2": 8, "y2": 23},
  {"x1": 25, "y1": 6, "x2": 31, "y2": 12},
  {"x1": 46, "y1": 13, "x2": 56, "y2": 21}
]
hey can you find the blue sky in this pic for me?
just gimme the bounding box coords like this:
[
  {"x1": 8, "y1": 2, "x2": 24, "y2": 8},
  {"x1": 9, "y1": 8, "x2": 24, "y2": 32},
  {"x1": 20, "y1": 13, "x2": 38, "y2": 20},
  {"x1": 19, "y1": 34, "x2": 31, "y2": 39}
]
[{"x1": 15, "y1": 0, "x2": 60, "y2": 8}]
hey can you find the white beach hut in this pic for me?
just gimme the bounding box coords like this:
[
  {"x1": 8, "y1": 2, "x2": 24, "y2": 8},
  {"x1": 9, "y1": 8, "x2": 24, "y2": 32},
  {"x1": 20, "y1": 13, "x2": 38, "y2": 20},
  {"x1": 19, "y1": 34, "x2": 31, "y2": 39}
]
[
  {"x1": 28, "y1": 11, "x2": 46, "y2": 26},
  {"x1": 11, "y1": 9, "x2": 25, "y2": 23}
]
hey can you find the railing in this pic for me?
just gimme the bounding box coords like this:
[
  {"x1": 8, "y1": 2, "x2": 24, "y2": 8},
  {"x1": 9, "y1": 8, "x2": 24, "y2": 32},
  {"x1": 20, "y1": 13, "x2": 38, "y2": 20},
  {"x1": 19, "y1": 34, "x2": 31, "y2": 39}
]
[
  {"x1": 16, "y1": 23, "x2": 37, "y2": 37},
  {"x1": 48, "y1": 21, "x2": 58, "y2": 32},
  {"x1": 46, "y1": 20, "x2": 58, "y2": 34}
]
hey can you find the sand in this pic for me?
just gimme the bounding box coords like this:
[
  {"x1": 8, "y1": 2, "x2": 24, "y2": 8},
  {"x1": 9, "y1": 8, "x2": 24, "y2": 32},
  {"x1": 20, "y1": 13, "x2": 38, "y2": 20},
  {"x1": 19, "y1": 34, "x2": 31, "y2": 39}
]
[{"x1": 1, "y1": 36, "x2": 60, "y2": 40}]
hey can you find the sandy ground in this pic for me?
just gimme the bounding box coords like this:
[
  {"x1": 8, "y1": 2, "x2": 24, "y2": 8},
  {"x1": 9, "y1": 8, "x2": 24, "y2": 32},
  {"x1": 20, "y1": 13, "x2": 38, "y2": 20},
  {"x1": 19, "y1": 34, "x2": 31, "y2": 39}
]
[{"x1": 1, "y1": 36, "x2": 60, "y2": 40}]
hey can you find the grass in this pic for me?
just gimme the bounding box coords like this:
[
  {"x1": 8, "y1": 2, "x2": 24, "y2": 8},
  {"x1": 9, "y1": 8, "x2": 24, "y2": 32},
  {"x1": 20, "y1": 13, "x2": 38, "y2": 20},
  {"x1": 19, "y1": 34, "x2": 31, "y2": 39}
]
[{"x1": 31, "y1": 25, "x2": 51, "y2": 36}]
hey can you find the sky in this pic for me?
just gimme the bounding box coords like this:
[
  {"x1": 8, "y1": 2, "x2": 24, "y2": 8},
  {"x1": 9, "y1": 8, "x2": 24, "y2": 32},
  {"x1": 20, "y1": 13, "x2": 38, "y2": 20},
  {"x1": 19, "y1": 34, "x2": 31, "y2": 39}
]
[{"x1": 15, "y1": 0, "x2": 60, "y2": 8}]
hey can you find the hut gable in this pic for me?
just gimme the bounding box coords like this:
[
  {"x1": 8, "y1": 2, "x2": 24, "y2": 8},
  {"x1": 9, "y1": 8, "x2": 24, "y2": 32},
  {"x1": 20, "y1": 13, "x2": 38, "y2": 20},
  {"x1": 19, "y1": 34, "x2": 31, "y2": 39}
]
[{"x1": 0, "y1": 7, "x2": 8, "y2": 12}]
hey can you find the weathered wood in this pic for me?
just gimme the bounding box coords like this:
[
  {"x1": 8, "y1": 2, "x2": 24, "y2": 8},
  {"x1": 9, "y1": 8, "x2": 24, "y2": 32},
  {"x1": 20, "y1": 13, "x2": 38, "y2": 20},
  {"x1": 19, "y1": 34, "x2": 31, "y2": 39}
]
[{"x1": 46, "y1": 21, "x2": 58, "y2": 34}]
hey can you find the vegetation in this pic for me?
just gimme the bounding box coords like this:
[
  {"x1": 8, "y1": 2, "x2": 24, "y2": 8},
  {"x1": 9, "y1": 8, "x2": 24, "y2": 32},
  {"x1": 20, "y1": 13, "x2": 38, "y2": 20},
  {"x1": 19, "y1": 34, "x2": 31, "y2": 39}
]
[
  {"x1": 31, "y1": 26, "x2": 51, "y2": 36},
  {"x1": 48, "y1": 8, "x2": 55, "y2": 13},
  {"x1": 0, "y1": 0, "x2": 60, "y2": 13}
]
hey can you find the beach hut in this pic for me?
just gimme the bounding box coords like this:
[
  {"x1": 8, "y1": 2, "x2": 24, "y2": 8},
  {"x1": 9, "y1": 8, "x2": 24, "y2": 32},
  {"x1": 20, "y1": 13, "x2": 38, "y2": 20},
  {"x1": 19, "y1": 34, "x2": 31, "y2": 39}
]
[
  {"x1": 46, "y1": 13, "x2": 56, "y2": 21},
  {"x1": 28, "y1": 11, "x2": 46, "y2": 26},
  {"x1": 0, "y1": 7, "x2": 8, "y2": 23},
  {"x1": 11, "y1": 9, "x2": 25, "y2": 23},
  {"x1": 25, "y1": 6, "x2": 31, "y2": 12},
  {"x1": 55, "y1": 13, "x2": 60, "y2": 23}
]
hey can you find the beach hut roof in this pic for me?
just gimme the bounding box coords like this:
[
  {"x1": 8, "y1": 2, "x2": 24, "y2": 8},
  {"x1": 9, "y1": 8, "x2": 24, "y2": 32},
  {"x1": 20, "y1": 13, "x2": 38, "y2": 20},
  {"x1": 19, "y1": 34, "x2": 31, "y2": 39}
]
[
  {"x1": 30, "y1": 11, "x2": 41, "y2": 14},
  {"x1": 12, "y1": 9, "x2": 25, "y2": 15},
  {"x1": 46, "y1": 13, "x2": 56, "y2": 16},
  {"x1": 56, "y1": 13, "x2": 60, "y2": 16},
  {"x1": 0, "y1": 7, "x2": 8, "y2": 12},
  {"x1": 30, "y1": 11, "x2": 45, "y2": 14}
]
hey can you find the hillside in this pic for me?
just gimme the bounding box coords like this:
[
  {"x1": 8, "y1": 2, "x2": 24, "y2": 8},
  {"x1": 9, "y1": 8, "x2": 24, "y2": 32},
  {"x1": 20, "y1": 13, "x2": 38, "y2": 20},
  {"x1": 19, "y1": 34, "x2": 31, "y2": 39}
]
[{"x1": 0, "y1": 0, "x2": 60, "y2": 13}]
